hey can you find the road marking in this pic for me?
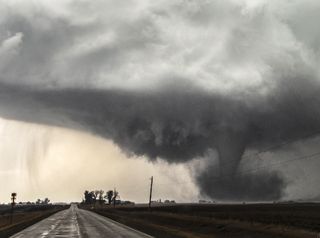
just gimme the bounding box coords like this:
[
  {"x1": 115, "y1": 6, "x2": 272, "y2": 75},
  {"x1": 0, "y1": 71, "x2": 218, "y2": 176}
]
[{"x1": 10, "y1": 204, "x2": 152, "y2": 238}]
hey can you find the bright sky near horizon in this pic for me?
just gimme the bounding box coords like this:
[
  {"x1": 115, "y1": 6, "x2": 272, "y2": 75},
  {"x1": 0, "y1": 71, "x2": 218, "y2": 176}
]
[{"x1": 0, "y1": 118, "x2": 198, "y2": 203}]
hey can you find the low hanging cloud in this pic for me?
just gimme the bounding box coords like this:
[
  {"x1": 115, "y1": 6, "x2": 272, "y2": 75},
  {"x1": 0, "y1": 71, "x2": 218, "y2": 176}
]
[{"x1": 1, "y1": 0, "x2": 320, "y2": 200}]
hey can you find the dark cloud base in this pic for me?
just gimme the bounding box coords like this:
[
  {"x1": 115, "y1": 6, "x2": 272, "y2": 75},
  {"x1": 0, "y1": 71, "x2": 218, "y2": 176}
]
[{"x1": 1, "y1": 76, "x2": 320, "y2": 201}]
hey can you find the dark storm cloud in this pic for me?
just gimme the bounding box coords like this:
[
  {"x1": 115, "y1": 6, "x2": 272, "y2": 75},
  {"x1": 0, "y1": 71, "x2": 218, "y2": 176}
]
[
  {"x1": 2, "y1": 74, "x2": 320, "y2": 200},
  {"x1": 1, "y1": 0, "x2": 320, "y2": 200}
]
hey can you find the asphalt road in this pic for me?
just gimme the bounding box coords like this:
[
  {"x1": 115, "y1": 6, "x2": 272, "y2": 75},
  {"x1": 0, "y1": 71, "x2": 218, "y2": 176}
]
[{"x1": 11, "y1": 204, "x2": 153, "y2": 238}]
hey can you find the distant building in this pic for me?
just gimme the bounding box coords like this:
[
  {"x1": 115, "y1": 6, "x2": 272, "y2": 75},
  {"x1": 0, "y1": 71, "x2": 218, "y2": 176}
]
[
  {"x1": 164, "y1": 200, "x2": 176, "y2": 204},
  {"x1": 199, "y1": 200, "x2": 214, "y2": 204},
  {"x1": 121, "y1": 200, "x2": 135, "y2": 205}
]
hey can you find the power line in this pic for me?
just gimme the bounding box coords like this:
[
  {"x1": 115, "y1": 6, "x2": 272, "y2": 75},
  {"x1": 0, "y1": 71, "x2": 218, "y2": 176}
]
[
  {"x1": 199, "y1": 130, "x2": 320, "y2": 174},
  {"x1": 109, "y1": 134, "x2": 320, "y2": 200},
  {"x1": 152, "y1": 149, "x2": 320, "y2": 188},
  {"x1": 111, "y1": 148, "x2": 320, "y2": 201},
  {"x1": 235, "y1": 150, "x2": 320, "y2": 178}
]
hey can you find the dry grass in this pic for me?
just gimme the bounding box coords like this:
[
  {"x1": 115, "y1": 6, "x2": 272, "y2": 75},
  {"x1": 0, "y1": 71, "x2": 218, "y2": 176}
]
[{"x1": 81, "y1": 203, "x2": 320, "y2": 238}]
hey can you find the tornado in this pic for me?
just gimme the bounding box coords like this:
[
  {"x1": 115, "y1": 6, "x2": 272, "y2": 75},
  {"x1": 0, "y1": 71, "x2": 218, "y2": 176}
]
[{"x1": 214, "y1": 128, "x2": 247, "y2": 179}]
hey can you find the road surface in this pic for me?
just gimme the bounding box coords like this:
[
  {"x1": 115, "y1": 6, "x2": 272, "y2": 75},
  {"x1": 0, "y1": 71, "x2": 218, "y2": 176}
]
[{"x1": 11, "y1": 204, "x2": 153, "y2": 238}]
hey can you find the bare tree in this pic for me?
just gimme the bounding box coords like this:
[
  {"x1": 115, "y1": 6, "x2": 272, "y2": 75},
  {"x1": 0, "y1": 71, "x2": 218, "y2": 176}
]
[
  {"x1": 113, "y1": 190, "x2": 119, "y2": 207},
  {"x1": 105, "y1": 190, "x2": 113, "y2": 205},
  {"x1": 94, "y1": 190, "x2": 99, "y2": 201},
  {"x1": 43, "y1": 198, "x2": 50, "y2": 205},
  {"x1": 84, "y1": 190, "x2": 95, "y2": 204},
  {"x1": 98, "y1": 190, "x2": 104, "y2": 205}
]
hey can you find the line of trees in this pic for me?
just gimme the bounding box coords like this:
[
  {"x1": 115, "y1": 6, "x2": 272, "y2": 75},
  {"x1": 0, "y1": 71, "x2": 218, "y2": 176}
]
[
  {"x1": 6, "y1": 193, "x2": 51, "y2": 206},
  {"x1": 36, "y1": 198, "x2": 50, "y2": 205},
  {"x1": 83, "y1": 190, "x2": 119, "y2": 205}
]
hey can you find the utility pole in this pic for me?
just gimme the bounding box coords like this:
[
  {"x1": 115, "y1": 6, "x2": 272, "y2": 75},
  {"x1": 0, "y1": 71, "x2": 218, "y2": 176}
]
[{"x1": 149, "y1": 176, "x2": 153, "y2": 211}]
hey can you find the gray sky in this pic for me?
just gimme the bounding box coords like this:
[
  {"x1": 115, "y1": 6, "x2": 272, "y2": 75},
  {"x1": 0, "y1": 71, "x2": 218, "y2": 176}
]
[{"x1": 1, "y1": 0, "x2": 320, "y2": 202}]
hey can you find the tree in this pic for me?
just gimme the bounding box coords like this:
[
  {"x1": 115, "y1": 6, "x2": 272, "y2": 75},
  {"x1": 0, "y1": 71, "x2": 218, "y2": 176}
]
[
  {"x1": 10, "y1": 193, "x2": 17, "y2": 224},
  {"x1": 43, "y1": 198, "x2": 50, "y2": 205},
  {"x1": 84, "y1": 190, "x2": 90, "y2": 204},
  {"x1": 11, "y1": 193, "x2": 17, "y2": 206},
  {"x1": 113, "y1": 190, "x2": 119, "y2": 207},
  {"x1": 98, "y1": 190, "x2": 104, "y2": 205},
  {"x1": 105, "y1": 190, "x2": 113, "y2": 205},
  {"x1": 84, "y1": 190, "x2": 95, "y2": 204},
  {"x1": 94, "y1": 190, "x2": 99, "y2": 204}
]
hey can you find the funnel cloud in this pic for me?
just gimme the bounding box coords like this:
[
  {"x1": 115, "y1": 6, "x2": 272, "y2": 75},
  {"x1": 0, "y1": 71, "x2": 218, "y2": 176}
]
[{"x1": 1, "y1": 0, "x2": 320, "y2": 200}]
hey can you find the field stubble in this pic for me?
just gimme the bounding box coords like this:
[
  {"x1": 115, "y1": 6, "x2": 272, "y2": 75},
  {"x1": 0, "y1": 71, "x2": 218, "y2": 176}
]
[{"x1": 81, "y1": 203, "x2": 320, "y2": 238}]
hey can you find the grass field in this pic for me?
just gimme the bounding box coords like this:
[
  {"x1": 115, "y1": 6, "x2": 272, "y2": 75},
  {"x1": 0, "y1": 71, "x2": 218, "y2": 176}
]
[
  {"x1": 0, "y1": 204, "x2": 69, "y2": 237},
  {"x1": 81, "y1": 203, "x2": 320, "y2": 238}
]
